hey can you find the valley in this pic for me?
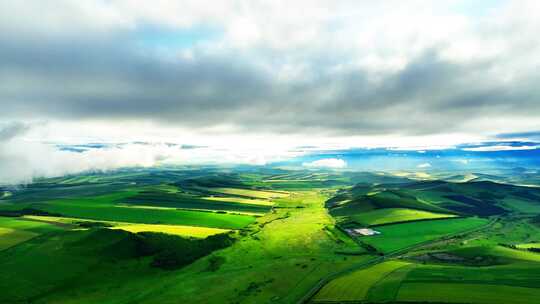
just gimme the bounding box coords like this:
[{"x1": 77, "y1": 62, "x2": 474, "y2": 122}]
[{"x1": 1, "y1": 168, "x2": 540, "y2": 303}]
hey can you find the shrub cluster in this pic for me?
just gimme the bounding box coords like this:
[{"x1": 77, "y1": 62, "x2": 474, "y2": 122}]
[
  {"x1": 0, "y1": 208, "x2": 62, "y2": 217},
  {"x1": 134, "y1": 232, "x2": 234, "y2": 270}
]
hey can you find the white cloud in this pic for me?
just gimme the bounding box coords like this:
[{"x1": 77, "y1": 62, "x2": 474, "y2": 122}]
[
  {"x1": 302, "y1": 158, "x2": 347, "y2": 169},
  {"x1": 417, "y1": 163, "x2": 432, "y2": 168},
  {"x1": 0, "y1": 121, "x2": 31, "y2": 141},
  {"x1": 462, "y1": 145, "x2": 539, "y2": 152},
  {"x1": 0, "y1": 138, "x2": 304, "y2": 185},
  {"x1": 1, "y1": 0, "x2": 540, "y2": 181}
]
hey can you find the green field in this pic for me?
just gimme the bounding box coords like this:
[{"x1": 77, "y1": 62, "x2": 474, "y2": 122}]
[
  {"x1": 2, "y1": 168, "x2": 540, "y2": 303},
  {"x1": 123, "y1": 189, "x2": 272, "y2": 214},
  {"x1": 312, "y1": 244, "x2": 540, "y2": 303},
  {"x1": 313, "y1": 261, "x2": 410, "y2": 302},
  {"x1": 0, "y1": 217, "x2": 64, "y2": 250},
  {"x1": 362, "y1": 217, "x2": 489, "y2": 253},
  {"x1": 203, "y1": 196, "x2": 274, "y2": 206},
  {"x1": 397, "y1": 283, "x2": 540, "y2": 304},
  {"x1": 0, "y1": 227, "x2": 37, "y2": 250},
  {"x1": 1, "y1": 189, "x2": 259, "y2": 229},
  {"x1": 517, "y1": 242, "x2": 540, "y2": 250},
  {"x1": 203, "y1": 187, "x2": 289, "y2": 199},
  {"x1": 39, "y1": 202, "x2": 255, "y2": 229},
  {"x1": 0, "y1": 190, "x2": 370, "y2": 303},
  {"x1": 351, "y1": 207, "x2": 457, "y2": 226},
  {"x1": 24, "y1": 216, "x2": 230, "y2": 238}
]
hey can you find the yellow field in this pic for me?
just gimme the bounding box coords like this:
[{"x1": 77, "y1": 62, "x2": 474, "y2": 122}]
[
  {"x1": 313, "y1": 261, "x2": 410, "y2": 302},
  {"x1": 113, "y1": 204, "x2": 264, "y2": 216},
  {"x1": 204, "y1": 196, "x2": 274, "y2": 206},
  {"x1": 112, "y1": 223, "x2": 229, "y2": 238},
  {"x1": 24, "y1": 215, "x2": 229, "y2": 238},
  {"x1": 207, "y1": 187, "x2": 289, "y2": 199},
  {"x1": 24, "y1": 215, "x2": 87, "y2": 225}
]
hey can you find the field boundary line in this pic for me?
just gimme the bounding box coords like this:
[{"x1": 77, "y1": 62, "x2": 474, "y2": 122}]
[{"x1": 364, "y1": 263, "x2": 412, "y2": 302}]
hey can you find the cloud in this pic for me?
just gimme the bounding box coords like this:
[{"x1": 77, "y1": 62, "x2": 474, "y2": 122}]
[
  {"x1": 495, "y1": 131, "x2": 540, "y2": 141},
  {"x1": 0, "y1": 1, "x2": 539, "y2": 139},
  {"x1": 0, "y1": 138, "x2": 304, "y2": 185},
  {"x1": 453, "y1": 159, "x2": 470, "y2": 165},
  {"x1": 417, "y1": 163, "x2": 432, "y2": 168},
  {"x1": 1, "y1": 1, "x2": 540, "y2": 183},
  {"x1": 462, "y1": 145, "x2": 540, "y2": 152},
  {"x1": 303, "y1": 158, "x2": 347, "y2": 169},
  {"x1": 0, "y1": 122, "x2": 31, "y2": 142},
  {"x1": 459, "y1": 141, "x2": 540, "y2": 152}
]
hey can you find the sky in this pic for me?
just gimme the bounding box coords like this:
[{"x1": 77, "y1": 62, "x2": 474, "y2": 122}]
[{"x1": 1, "y1": 0, "x2": 540, "y2": 183}]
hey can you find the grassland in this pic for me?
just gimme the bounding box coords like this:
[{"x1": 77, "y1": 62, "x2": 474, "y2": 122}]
[
  {"x1": 0, "y1": 228, "x2": 162, "y2": 303},
  {"x1": 24, "y1": 215, "x2": 230, "y2": 238},
  {"x1": 311, "y1": 228, "x2": 540, "y2": 304},
  {"x1": 204, "y1": 187, "x2": 289, "y2": 199},
  {"x1": 0, "y1": 216, "x2": 64, "y2": 250},
  {"x1": 0, "y1": 227, "x2": 37, "y2": 250},
  {"x1": 366, "y1": 263, "x2": 415, "y2": 302},
  {"x1": 517, "y1": 242, "x2": 540, "y2": 249},
  {"x1": 393, "y1": 251, "x2": 540, "y2": 304},
  {"x1": 37, "y1": 202, "x2": 255, "y2": 229},
  {"x1": 361, "y1": 217, "x2": 489, "y2": 253},
  {"x1": 123, "y1": 189, "x2": 272, "y2": 214},
  {"x1": 3, "y1": 168, "x2": 540, "y2": 304},
  {"x1": 313, "y1": 261, "x2": 410, "y2": 302},
  {"x1": 309, "y1": 175, "x2": 540, "y2": 303},
  {"x1": 2, "y1": 188, "x2": 260, "y2": 229},
  {"x1": 0, "y1": 170, "x2": 375, "y2": 303},
  {"x1": 203, "y1": 196, "x2": 274, "y2": 206},
  {"x1": 397, "y1": 283, "x2": 540, "y2": 304},
  {"x1": 351, "y1": 208, "x2": 457, "y2": 226},
  {"x1": 0, "y1": 190, "x2": 372, "y2": 304},
  {"x1": 135, "y1": 191, "x2": 371, "y2": 304}
]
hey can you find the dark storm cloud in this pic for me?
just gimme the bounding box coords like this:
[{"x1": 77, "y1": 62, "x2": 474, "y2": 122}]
[
  {"x1": 0, "y1": 35, "x2": 272, "y2": 121},
  {"x1": 1, "y1": 25, "x2": 539, "y2": 137}
]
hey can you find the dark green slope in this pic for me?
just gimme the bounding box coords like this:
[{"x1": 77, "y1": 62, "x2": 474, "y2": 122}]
[{"x1": 0, "y1": 228, "x2": 233, "y2": 303}]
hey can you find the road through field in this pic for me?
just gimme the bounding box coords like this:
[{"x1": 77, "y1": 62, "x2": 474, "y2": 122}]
[
  {"x1": 102, "y1": 190, "x2": 372, "y2": 304},
  {"x1": 299, "y1": 216, "x2": 499, "y2": 303}
]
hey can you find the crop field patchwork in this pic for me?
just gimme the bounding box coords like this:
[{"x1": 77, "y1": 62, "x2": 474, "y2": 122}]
[
  {"x1": 0, "y1": 227, "x2": 37, "y2": 250},
  {"x1": 203, "y1": 196, "x2": 274, "y2": 206},
  {"x1": 2, "y1": 169, "x2": 540, "y2": 304},
  {"x1": 397, "y1": 282, "x2": 540, "y2": 304},
  {"x1": 23, "y1": 216, "x2": 230, "y2": 238},
  {"x1": 313, "y1": 261, "x2": 411, "y2": 302},
  {"x1": 0, "y1": 217, "x2": 64, "y2": 250},
  {"x1": 361, "y1": 217, "x2": 489, "y2": 253},
  {"x1": 38, "y1": 203, "x2": 256, "y2": 229},
  {"x1": 122, "y1": 190, "x2": 272, "y2": 214},
  {"x1": 203, "y1": 187, "x2": 289, "y2": 199}
]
